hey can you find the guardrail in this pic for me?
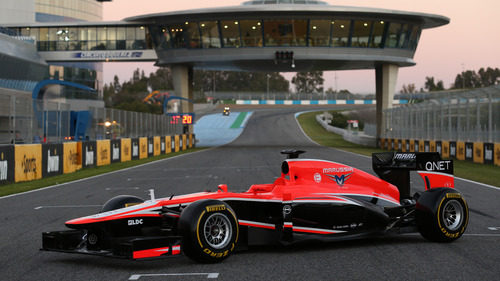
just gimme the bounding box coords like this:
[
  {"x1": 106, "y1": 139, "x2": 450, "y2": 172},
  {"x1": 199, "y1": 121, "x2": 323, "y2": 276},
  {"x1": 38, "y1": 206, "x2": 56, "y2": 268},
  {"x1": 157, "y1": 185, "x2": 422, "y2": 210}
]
[
  {"x1": 236, "y1": 99, "x2": 408, "y2": 105},
  {"x1": 0, "y1": 133, "x2": 195, "y2": 185}
]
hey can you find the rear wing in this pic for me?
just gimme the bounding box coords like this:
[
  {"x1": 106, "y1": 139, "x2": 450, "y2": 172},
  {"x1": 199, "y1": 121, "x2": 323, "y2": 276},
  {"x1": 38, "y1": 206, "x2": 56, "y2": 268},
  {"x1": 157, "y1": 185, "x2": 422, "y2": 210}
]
[{"x1": 372, "y1": 152, "x2": 453, "y2": 200}]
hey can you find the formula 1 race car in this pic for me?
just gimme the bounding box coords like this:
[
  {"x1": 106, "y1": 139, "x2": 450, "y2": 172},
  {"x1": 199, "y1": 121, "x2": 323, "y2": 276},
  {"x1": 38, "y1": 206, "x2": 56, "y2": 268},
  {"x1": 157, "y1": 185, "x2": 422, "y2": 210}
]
[
  {"x1": 42, "y1": 150, "x2": 468, "y2": 263},
  {"x1": 223, "y1": 106, "x2": 230, "y2": 116}
]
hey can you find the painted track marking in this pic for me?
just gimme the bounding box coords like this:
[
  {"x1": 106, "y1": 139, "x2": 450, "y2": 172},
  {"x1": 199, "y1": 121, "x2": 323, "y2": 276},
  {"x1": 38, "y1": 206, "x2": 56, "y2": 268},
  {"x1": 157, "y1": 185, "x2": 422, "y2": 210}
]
[
  {"x1": 34, "y1": 205, "x2": 101, "y2": 210},
  {"x1": 129, "y1": 273, "x2": 219, "y2": 280}
]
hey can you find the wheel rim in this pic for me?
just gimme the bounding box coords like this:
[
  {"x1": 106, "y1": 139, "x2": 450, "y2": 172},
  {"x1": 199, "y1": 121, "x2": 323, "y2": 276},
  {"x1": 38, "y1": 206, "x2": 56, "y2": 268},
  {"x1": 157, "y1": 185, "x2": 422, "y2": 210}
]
[
  {"x1": 441, "y1": 200, "x2": 463, "y2": 231},
  {"x1": 203, "y1": 213, "x2": 232, "y2": 249}
]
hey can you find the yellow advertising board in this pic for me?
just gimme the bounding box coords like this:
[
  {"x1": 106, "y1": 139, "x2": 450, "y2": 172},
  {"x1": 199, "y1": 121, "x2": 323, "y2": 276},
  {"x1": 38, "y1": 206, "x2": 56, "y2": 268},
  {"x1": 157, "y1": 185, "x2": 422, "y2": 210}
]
[
  {"x1": 430, "y1": 141, "x2": 436, "y2": 152},
  {"x1": 14, "y1": 144, "x2": 42, "y2": 182},
  {"x1": 380, "y1": 138, "x2": 386, "y2": 150},
  {"x1": 63, "y1": 142, "x2": 80, "y2": 174},
  {"x1": 473, "y1": 142, "x2": 484, "y2": 164},
  {"x1": 401, "y1": 140, "x2": 407, "y2": 152},
  {"x1": 154, "y1": 136, "x2": 161, "y2": 156},
  {"x1": 121, "y1": 138, "x2": 131, "y2": 162},
  {"x1": 495, "y1": 143, "x2": 500, "y2": 166},
  {"x1": 456, "y1": 142, "x2": 465, "y2": 160},
  {"x1": 409, "y1": 140, "x2": 415, "y2": 152},
  {"x1": 139, "y1": 137, "x2": 148, "y2": 159},
  {"x1": 165, "y1": 136, "x2": 172, "y2": 154},
  {"x1": 189, "y1": 134, "x2": 193, "y2": 148},
  {"x1": 182, "y1": 134, "x2": 187, "y2": 151},
  {"x1": 442, "y1": 141, "x2": 450, "y2": 158},
  {"x1": 174, "y1": 135, "x2": 180, "y2": 152},
  {"x1": 418, "y1": 140, "x2": 425, "y2": 153},
  {"x1": 96, "y1": 140, "x2": 111, "y2": 166}
]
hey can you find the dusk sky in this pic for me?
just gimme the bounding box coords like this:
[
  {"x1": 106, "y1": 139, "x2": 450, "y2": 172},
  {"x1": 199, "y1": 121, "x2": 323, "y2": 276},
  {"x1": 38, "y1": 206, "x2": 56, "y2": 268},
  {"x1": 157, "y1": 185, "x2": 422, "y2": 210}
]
[{"x1": 102, "y1": 0, "x2": 499, "y2": 94}]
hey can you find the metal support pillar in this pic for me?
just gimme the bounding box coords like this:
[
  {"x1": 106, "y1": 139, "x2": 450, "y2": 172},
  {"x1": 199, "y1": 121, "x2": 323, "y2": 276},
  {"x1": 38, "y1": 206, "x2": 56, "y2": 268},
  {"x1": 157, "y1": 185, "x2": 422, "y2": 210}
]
[
  {"x1": 375, "y1": 64, "x2": 399, "y2": 140},
  {"x1": 171, "y1": 64, "x2": 194, "y2": 133}
]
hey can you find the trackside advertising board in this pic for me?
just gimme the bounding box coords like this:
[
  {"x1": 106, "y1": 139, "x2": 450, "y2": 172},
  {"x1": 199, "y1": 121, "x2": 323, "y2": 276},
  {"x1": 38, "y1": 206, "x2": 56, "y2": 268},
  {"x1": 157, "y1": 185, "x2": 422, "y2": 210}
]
[
  {"x1": 96, "y1": 140, "x2": 111, "y2": 166},
  {"x1": 174, "y1": 135, "x2": 180, "y2": 152},
  {"x1": 121, "y1": 138, "x2": 131, "y2": 162},
  {"x1": 154, "y1": 136, "x2": 161, "y2": 156},
  {"x1": 111, "y1": 140, "x2": 121, "y2": 163},
  {"x1": 131, "y1": 138, "x2": 139, "y2": 160},
  {"x1": 0, "y1": 145, "x2": 14, "y2": 184},
  {"x1": 165, "y1": 136, "x2": 172, "y2": 154},
  {"x1": 42, "y1": 144, "x2": 63, "y2": 178},
  {"x1": 139, "y1": 137, "x2": 147, "y2": 159},
  {"x1": 63, "y1": 142, "x2": 80, "y2": 174},
  {"x1": 147, "y1": 137, "x2": 154, "y2": 157},
  {"x1": 81, "y1": 141, "x2": 97, "y2": 168},
  {"x1": 15, "y1": 144, "x2": 42, "y2": 182}
]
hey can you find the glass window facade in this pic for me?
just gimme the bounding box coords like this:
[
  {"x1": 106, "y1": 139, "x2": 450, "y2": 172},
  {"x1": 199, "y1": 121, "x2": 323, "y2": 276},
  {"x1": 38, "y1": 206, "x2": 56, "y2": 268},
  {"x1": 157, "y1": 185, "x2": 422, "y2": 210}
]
[
  {"x1": 351, "y1": 21, "x2": 371, "y2": 47},
  {"x1": 15, "y1": 18, "x2": 421, "y2": 52},
  {"x1": 308, "y1": 20, "x2": 331, "y2": 47},
  {"x1": 240, "y1": 20, "x2": 263, "y2": 47},
  {"x1": 331, "y1": 20, "x2": 351, "y2": 47},
  {"x1": 200, "y1": 21, "x2": 221, "y2": 48},
  {"x1": 263, "y1": 19, "x2": 307, "y2": 46},
  {"x1": 221, "y1": 21, "x2": 241, "y2": 47}
]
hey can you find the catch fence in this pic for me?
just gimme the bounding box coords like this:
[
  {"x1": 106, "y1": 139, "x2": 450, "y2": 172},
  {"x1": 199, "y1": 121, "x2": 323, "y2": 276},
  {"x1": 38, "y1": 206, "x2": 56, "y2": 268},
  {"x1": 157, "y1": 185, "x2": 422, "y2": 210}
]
[
  {"x1": 0, "y1": 91, "x2": 184, "y2": 144},
  {"x1": 382, "y1": 85, "x2": 500, "y2": 143}
]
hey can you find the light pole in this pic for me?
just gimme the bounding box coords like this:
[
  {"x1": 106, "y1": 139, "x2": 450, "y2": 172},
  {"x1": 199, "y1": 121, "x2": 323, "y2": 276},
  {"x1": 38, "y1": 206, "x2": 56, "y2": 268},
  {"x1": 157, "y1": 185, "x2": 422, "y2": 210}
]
[{"x1": 266, "y1": 74, "x2": 270, "y2": 100}]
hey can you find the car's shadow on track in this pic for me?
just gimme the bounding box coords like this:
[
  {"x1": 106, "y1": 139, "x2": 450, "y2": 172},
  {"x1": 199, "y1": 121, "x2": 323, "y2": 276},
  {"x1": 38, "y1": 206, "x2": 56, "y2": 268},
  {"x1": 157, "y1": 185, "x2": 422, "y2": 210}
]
[{"x1": 240, "y1": 234, "x2": 428, "y2": 255}]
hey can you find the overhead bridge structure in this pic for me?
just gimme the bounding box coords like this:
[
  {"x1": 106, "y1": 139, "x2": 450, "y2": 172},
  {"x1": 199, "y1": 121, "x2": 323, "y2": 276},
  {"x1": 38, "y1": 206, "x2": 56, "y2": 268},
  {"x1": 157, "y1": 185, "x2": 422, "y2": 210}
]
[{"x1": 6, "y1": 0, "x2": 449, "y2": 137}]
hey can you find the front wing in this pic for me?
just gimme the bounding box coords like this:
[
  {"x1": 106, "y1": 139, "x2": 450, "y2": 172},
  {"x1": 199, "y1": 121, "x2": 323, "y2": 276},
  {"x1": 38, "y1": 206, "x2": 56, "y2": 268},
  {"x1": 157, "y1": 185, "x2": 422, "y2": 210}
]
[{"x1": 42, "y1": 230, "x2": 182, "y2": 260}]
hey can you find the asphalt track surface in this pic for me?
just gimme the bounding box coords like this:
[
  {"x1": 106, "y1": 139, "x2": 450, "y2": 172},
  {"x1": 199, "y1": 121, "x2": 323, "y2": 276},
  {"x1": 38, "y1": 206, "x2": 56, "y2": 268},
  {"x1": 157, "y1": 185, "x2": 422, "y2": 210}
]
[{"x1": 1, "y1": 106, "x2": 499, "y2": 281}]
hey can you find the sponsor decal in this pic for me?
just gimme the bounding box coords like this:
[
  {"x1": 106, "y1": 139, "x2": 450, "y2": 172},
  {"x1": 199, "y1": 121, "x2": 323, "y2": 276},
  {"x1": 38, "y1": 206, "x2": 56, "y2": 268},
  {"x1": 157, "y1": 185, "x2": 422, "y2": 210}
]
[
  {"x1": 325, "y1": 172, "x2": 353, "y2": 187},
  {"x1": 322, "y1": 167, "x2": 353, "y2": 174},
  {"x1": 73, "y1": 51, "x2": 143, "y2": 59},
  {"x1": 128, "y1": 219, "x2": 143, "y2": 226},
  {"x1": 425, "y1": 161, "x2": 452, "y2": 171},
  {"x1": 332, "y1": 222, "x2": 363, "y2": 230},
  {"x1": 394, "y1": 153, "x2": 416, "y2": 161},
  {"x1": 283, "y1": 205, "x2": 292, "y2": 215},
  {"x1": 206, "y1": 204, "x2": 226, "y2": 212},
  {"x1": 313, "y1": 172, "x2": 322, "y2": 183},
  {"x1": 47, "y1": 149, "x2": 59, "y2": 173},
  {"x1": 22, "y1": 155, "x2": 37, "y2": 174}
]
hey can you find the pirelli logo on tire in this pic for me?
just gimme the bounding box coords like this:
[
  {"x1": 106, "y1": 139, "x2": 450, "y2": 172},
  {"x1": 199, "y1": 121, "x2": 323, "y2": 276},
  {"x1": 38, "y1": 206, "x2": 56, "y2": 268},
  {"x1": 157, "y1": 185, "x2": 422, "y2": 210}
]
[
  {"x1": 206, "y1": 204, "x2": 226, "y2": 212},
  {"x1": 445, "y1": 193, "x2": 461, "y2": 199}
]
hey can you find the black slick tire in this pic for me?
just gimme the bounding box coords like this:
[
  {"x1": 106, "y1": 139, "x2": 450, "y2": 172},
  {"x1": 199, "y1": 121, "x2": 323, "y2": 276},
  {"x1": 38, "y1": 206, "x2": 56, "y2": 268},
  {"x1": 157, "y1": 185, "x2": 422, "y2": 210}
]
[
  {"x1": 416, "y1": 188, "x2": 468, "y2": 242},
  {"x1": 178, "y1": 199, "x2": 239, "y2": 263}
]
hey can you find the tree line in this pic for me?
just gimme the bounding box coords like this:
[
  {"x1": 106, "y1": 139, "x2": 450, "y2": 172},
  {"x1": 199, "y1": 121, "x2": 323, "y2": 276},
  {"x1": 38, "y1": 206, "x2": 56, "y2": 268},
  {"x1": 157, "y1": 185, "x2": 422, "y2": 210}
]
[
  {"x1": 401, "y1": 67, "x2": 500, "y2": 93},
  {"x1": 103, "y1": 68, "x2": 328, "y2": 113}
]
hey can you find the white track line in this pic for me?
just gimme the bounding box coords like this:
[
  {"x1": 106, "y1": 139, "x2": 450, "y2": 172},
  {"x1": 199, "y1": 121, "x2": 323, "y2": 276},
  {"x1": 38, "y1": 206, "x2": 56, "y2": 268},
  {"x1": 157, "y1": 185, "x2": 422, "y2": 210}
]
[{"x1": 129, "y1": 273, "x2": 219, "y2": 280}]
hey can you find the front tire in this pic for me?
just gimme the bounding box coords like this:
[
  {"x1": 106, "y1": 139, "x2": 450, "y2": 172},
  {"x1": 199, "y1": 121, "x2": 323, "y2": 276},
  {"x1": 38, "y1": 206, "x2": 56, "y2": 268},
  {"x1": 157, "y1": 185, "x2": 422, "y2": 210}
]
[
  {"x1": 416, "y1": 188, "x2": 468, "y2": 242},
  {"x1": 178, "y1": 199, "x2": 239, "y2": 263}
]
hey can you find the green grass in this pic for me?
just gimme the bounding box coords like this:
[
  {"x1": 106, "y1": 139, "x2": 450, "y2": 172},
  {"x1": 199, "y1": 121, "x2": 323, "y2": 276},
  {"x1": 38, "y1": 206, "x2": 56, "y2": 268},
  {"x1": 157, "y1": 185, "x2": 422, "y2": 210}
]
[
  {"x1": 0, "y1": 147, "x2": 206, "y2": 197},
  {"x1": 297, "y1": 111, "x2": 500, "y2": 187}
]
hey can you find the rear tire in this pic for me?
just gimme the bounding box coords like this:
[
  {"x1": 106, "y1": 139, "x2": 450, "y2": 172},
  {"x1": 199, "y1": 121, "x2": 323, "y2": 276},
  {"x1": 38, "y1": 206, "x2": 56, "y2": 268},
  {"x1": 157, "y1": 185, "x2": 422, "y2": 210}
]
[
  {"x1": 178, "y1": 199, "x2": 239, "y2": 263},
  {"x1": 416, "y1": 188, "x2": 468, "y2": 242}
]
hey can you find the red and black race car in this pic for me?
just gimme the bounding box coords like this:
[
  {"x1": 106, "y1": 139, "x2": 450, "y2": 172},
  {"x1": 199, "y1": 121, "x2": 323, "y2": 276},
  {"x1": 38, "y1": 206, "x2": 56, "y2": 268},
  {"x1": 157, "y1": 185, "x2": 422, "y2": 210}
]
[{"x1": 42, "y1": 150, "x2": 468, "y2": 263}]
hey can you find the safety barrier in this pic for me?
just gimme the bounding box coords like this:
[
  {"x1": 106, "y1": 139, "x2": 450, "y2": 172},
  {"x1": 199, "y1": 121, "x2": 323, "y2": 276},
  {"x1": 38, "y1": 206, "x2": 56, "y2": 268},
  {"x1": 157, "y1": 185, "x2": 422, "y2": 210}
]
[
  {"x1": 379, "y1": 138, "x2": 499, "y2": 166},
  {"x1": 236, "y1": 99, "x2": 408, "y2": 105},
  {"x1": 0, "y1": 133, "x2": 195, "y2": 185}
]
